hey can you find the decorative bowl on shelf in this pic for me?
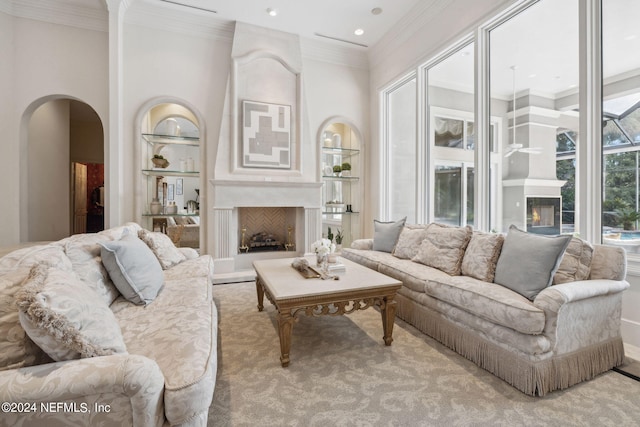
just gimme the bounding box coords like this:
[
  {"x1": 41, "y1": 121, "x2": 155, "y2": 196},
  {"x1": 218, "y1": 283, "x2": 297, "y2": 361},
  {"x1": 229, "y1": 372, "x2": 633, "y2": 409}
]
[{"x1": 152, "y1": 157, "x2": 170, "y2": 168}]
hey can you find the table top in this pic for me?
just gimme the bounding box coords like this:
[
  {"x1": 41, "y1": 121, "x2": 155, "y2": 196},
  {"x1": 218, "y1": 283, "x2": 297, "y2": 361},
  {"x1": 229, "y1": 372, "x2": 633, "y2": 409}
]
[{"x1": 253, "y1": 256, "x2": 401, "y2": 301}]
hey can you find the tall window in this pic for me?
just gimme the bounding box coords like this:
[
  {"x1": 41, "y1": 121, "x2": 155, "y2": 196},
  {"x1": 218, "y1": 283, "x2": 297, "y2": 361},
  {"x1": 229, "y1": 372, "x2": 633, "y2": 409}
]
[
  {"x1": 489, "y1": 0, "x2": 579, "y2": 235},
  {"x1": 602, "y1": 0, "x2": 640, "y2": 245},
  {"x1": 427, "y1": 42, "x2": 476, "y2": 227},
  {"x1": 385, "y1": 76, "x2": 417, "y2": 223}
]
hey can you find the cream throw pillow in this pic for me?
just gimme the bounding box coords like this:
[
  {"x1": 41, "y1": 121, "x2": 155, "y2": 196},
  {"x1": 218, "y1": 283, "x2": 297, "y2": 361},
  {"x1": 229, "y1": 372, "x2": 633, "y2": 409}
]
[
  {"x1": 461, "y1": 231, "x2": 504, "y2": 282},
  {"x1": 15, "y1": 264, "x2": 127, "y2": 362},
  {"x1": 393, "y1": 225, "x2": 430, "y2": 260},
  {"x1": 552, "y1": 237, "x2": 594, "y2": 285},
  {"x1": 412, "y1": 224, "x2": 473, "y2": 275},
  {"x1": 138, "y1": 229, "x2": 186, "y2": 269}
]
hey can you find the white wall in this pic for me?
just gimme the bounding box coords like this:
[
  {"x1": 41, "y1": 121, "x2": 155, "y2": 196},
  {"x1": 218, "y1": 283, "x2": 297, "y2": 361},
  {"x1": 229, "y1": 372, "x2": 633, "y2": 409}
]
[
  {"x1": 27, "y1": 100, "x2": 70, "y2": 241},
  {"x1": 623, "y1": 274, "x2": 640, "y2": 348},
  {"x1": 1, "y1": 16, "x2": 109, "y2": 244},
  {"x1": 0, "y1": 10, "x2": 16, "y2": 246}
]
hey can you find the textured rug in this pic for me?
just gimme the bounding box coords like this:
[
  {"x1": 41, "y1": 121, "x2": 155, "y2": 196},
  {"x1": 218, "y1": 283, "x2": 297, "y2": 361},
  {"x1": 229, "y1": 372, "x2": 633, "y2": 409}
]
[
  {"x1": 614, "y1": 357, "x2": 640, "y2": 382},
  {"x1": 209, "y1": 282, "x2": 640, "y2": 426}
]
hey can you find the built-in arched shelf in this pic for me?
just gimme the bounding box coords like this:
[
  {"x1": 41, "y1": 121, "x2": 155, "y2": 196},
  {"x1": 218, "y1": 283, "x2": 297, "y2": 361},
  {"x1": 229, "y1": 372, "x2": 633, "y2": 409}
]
[
  {"x1": 318, "y1": 118, "x2": 364, "y2": 248},
  {"x1": 139, "y1": 102, "x2": 203, "y2": 251}
]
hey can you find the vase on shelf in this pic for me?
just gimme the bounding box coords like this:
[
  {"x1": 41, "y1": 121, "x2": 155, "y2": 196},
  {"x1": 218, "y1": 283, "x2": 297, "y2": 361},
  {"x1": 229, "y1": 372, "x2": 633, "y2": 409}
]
[{"x1": 150, "y1": 199, "x2": 162, "y2": 215}]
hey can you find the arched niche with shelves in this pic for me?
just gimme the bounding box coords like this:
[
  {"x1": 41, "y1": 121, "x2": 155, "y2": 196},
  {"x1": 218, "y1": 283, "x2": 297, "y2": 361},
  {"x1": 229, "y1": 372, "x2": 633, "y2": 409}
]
[
  {"x1": 318, "y1": 118, "x2": 364, "y2": 248},
  {"x1": 139, "y1": 103, "x2": 203, "y2": 251}
]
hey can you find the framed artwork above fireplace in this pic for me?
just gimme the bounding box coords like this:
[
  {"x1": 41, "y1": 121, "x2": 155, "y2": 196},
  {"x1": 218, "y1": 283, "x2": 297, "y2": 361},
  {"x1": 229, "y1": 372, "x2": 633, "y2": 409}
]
[{"x1": 242, "y1": 100, "x2": 291, "y2": 169}]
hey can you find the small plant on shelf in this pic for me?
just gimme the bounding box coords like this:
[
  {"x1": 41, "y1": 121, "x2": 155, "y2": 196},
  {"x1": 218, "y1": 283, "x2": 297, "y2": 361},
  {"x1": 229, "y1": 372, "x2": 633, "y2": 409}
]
[
  {"x1": 332, "y1": 165, "x2": 342, "y2": 176},
  {"x1": 335, "y1": 229, "x2": 343, "y2": 245},
  {"x1": 341, "y1": 162, "x2": 351, "y2": 177},
  {"x1": 327, "y1": 227, "x2": 334, "y2": 243},
  {"x1": 151, "y1": 154, "x2": 169, "y2": 168}
]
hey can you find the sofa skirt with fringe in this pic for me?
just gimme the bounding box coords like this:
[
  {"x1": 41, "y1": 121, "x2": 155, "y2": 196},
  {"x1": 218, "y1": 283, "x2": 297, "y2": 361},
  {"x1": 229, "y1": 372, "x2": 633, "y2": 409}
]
[{"x1": 395, "y1": 292, "x2": 625, "y2": 396}]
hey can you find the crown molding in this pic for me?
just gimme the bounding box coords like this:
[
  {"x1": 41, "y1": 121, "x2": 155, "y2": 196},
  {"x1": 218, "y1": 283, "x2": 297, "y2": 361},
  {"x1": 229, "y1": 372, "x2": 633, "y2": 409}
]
[
  {"x1": 8, "y1": 0, "x2": 108, "y2": 32},
  {"x1": 300, "y1": 37, "x2": 368, "y2": 70}
]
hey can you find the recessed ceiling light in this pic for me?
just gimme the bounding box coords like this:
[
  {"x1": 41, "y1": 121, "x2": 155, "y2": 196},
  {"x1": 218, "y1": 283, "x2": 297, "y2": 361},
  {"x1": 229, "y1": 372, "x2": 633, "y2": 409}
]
[
  {"x1": 624, "y1": 34, "x2": 637, "y2": 41},
  {"x1": 266, "y1": 8, "x2": 277, "y2": 17},
  {"x1": 528, "y1": 73, "x2": 537, "y2": 78},
  {"x1": 371, "y1": 7, "x2": 383, "y2": 15},
  {"x1": 354, "y1": 28, "x2": 364, "y2": 36}
]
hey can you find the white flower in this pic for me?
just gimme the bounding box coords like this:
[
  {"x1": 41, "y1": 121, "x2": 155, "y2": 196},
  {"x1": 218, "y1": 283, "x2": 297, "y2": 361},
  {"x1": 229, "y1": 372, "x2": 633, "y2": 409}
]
[{"x1": 311, "y1": 238, "x2": 335, "y2": 255}]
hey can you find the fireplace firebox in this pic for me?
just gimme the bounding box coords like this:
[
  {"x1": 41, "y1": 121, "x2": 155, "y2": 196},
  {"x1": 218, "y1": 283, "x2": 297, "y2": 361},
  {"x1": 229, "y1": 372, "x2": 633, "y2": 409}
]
[{"x1": 526, "y1": 197, "x2": 561, "y2": 235}]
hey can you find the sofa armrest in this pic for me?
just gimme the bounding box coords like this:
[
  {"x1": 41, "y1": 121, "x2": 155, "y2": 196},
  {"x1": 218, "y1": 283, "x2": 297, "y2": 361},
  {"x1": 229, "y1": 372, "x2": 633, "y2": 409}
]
[
  {"x1": 0, "y1": 354, "x2": 165, "y2": 427},
  {"x1": 350, "y1": 239, "x2": 373, "y2": 250},
  {"x1": 534, "y1": 279, "x2": 629, "y2": 308},
  {"x1": 533, "y1": 280, "x2": 629, "y2": 354}
]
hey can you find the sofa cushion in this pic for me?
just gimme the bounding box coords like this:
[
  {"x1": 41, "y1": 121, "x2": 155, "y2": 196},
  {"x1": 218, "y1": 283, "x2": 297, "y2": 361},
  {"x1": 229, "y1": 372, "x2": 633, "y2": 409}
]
[
  {"x1": 373, "y1": 217, "x2": 406, "y2": 253},
  {"x1": 0, "y1": 268, "x2": 52, "y2": 371},
  {"x1": 0, "y1": 244, "x2": 72, "y2": 276},
  {"x1": 64, "y1": 233, "x2": 121, "y2": 305},
  {"x1": 112, "y1": 262, "x2": 216, "y2": 425},
  {"x1": 423, "y1": 274, "x2": 546, "y2": 335},
  {"x1": 494, "y1": 225, "x2": 572, "y2": 300},
  {"x1": 393, "y1": 225, "x2": 430, "y2": 260},
  {"x1": 138, "y1": 229, "x2": 186, "y2": 270},
  {"x1": 461, "y1": 231, "x2": 504, "y2": 282},
  {"x1": 341, "y1": 248, "x2": 389, "y2": 271},
  {"x1": 553, "y1": 237, "x2": 594, "y2": 285},
  {"x1": 412, "y1": 224, "x2": 472, "y2": 275},
  {"x1": 15, "y1": 264, "x2": 127, "y2": 362},
  {"x1": 100, "y1": 233, "x2": 165, "y2": 306}
]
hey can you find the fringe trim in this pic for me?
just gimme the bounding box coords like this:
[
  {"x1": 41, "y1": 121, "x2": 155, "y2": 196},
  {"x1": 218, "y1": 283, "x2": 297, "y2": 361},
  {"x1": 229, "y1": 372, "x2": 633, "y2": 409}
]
[{"x1": 396, "y1": 293, "x2": 625, "y2": 396}]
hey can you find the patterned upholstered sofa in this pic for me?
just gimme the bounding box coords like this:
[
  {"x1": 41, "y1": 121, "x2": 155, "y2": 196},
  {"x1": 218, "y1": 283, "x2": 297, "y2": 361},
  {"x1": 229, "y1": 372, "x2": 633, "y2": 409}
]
[
  {"x1": 0, "y1": 223, "x2": 217, "y2": 426},
  {"x1": 341, "y1": 222, "x2": 629, "y2": 396}
]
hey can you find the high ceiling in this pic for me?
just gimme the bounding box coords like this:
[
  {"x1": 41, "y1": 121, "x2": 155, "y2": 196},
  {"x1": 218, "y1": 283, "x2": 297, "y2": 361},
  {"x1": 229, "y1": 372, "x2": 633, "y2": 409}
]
[
  {"x1": 61, "y1": 0, "x2": 424, "y2": 49},
  {"x1": 20, "y1": 0, "x2": 640, "y2": 101}
]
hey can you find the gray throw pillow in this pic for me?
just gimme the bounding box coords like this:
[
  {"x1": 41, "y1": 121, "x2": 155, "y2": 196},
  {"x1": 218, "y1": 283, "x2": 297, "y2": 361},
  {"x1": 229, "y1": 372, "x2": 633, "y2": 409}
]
[
  {"x1": 100, "y1": 234, "x2": 165, "y2": 305},
  {"x1": 373, "y1": 217, "x2": 407, "y2": 253},
  {"x1": 494, "y1": 225, "x2": 572, "y2": 300}
]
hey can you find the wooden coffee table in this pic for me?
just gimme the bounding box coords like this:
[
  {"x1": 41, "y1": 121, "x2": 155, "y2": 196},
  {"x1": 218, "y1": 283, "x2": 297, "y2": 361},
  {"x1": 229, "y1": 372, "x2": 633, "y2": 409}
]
[{"x1": 254, "y1": 256, "x2": 402, "y2": 367}]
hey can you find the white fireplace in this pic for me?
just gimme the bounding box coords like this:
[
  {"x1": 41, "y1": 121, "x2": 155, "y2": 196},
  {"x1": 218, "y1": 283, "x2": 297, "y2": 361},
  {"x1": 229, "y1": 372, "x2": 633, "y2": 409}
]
[{"x1": 210, "y1": 179, "x2": 322, "y2": 275}]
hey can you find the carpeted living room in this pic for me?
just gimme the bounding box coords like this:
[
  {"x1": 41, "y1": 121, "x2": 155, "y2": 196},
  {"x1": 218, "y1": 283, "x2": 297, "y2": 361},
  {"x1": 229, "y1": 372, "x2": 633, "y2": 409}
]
[{"x1": 2, "y1": 0, "x2": 640, "y2": 426}]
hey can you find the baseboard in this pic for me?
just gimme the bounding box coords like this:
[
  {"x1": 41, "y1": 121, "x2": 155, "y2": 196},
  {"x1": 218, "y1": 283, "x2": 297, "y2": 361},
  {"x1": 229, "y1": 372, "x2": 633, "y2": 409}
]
[{"x1": 622, "y1": 318, "x2": 640, "y2": 349}]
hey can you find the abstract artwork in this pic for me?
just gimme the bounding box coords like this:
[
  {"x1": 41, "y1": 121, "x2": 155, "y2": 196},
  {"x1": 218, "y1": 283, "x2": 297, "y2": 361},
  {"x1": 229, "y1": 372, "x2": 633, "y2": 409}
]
[{"x1": 242, "y1": 100, "x2": 291, "y2": 169}]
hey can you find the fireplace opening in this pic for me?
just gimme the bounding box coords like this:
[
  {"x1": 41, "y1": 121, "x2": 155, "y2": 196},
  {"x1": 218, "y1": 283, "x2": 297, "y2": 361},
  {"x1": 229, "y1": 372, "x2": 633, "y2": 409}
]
[
  {"x1": 526, "y1": 197, "x2": 561, "y2": 235},
  {"x1": 237, "y1": 207, "x2": 296, "y2": 254}
]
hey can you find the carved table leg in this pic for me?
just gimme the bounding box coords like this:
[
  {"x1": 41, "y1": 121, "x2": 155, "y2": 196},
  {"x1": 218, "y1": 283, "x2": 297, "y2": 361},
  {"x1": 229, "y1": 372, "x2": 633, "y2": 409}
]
[
  {"x1": 277, "y1": 310, "x2": 295, "y2": 367},
  {"x1": 256, "y1": 278, "x2": 264, "y2": 312},
  {"x1": 380, "y1": 296, "x2": 397, "y2": 346}
]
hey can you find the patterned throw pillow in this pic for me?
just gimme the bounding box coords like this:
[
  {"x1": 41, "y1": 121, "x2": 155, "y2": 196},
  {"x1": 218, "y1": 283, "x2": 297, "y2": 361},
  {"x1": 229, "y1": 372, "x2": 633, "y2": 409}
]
[
  {"x1": 461, "y1": 231, "x2": 504, "y2": 282},
  {"x1": 552, "y1": 237, "x2": 594, "y2": 285},
  {"x1": 412, "y1": 224, "x2": 473, "y2": 275},
  {"x1": 0, "y1": 268, "x2": 52, "y2": 371},
  {"x1": 15, "y1": 264, "x2": 127, "y2": 362},
  {"x1": 138, "y1": 229, "x2": 186, "y2": 269},
  {"x1": 393, "y1": 225, "x2": 430, "y2": 260}
]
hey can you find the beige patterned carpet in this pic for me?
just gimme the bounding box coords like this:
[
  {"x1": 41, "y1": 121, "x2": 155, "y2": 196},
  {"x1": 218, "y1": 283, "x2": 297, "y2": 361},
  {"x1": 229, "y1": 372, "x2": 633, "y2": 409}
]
[{"x1": 209, "y1": 282, "x2": 640, "y2": 426}]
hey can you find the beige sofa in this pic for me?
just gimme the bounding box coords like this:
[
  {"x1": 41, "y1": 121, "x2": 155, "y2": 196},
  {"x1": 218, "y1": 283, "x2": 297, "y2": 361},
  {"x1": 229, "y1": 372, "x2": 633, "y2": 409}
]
[
  {"x1": 342, "y1": 222, "x2": 629, "y2": 396},
  {"x1": 0, "y1": 223, "x2": 217, "y2": 426}
]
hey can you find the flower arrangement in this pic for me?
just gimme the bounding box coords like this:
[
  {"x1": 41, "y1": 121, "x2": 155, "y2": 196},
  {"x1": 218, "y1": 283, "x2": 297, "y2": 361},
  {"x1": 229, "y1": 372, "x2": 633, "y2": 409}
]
[{"x1": 311, "y1": 238, "x2": 335, "y2": 255}]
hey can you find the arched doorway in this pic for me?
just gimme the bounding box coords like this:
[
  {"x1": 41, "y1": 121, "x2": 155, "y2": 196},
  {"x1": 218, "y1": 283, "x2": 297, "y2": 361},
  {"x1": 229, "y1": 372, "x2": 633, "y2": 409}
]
[{"x1": 22, "y1": 97, "x2": 104, "y2": 241}]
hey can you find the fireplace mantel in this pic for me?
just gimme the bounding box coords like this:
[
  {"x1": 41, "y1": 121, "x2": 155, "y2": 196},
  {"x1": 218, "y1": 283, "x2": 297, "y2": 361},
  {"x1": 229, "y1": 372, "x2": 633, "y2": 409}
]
[
  {"x1": 210, "y1": 179, "x2": 322, "y2": 209},
  {"x1": 209, "y1": 178, "x2": 323, "y2": 275}
]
